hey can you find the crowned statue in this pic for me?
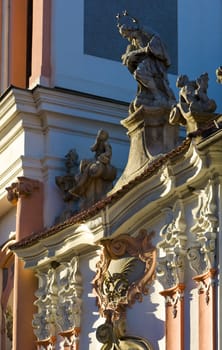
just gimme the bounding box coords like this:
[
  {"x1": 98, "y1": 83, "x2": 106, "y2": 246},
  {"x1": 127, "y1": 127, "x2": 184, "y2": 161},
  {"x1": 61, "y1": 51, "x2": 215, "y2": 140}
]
[{"x1": 116, "y1": 10, "x2": 176, "y2": 113}]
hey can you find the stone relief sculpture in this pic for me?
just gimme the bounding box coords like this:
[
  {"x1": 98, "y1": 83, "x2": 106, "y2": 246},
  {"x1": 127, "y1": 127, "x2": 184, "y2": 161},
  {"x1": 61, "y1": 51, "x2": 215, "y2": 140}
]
[
  {"x1": 56, "y1": 130, "x2": 117, "y2": 215},
  {"x1": 33, "y1": 257, "x2": 82, "y2": 349},
  {"x1": 157, "y1": 201, "x2": 187, "y2": 291},
  {"x1": 157, "y1": 201, "x2": 187, "y2": 318},
  {"x1": 187, "y1": 180, "x2": 218, "y2": 276},
  {"x1": 70, "y1": 129, "x2": 117, "y2": 209},
  {"x1": 117, "y1": 10, "x2": 176, "y2": 113},
  {"x1": 55, "y1": 149, "x2": 80, "y2": 222},
  {"x1": 93, "y1": 229, "x2": 156, "y2": 349},
  {"x1": 169, "y1": 72, "x2": 217, "y2": 135}
]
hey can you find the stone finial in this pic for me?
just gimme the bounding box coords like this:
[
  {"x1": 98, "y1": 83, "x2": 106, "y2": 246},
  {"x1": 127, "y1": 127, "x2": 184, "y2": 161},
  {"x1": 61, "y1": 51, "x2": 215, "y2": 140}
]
[{"x1": 169, "y1": 73, "x2": 217, "y2": 136}]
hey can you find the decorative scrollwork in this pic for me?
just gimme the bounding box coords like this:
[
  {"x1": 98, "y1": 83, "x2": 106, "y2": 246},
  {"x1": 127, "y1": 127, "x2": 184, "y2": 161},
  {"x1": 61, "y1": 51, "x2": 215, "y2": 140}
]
[
  {"x1": 93, "y1": 229, "x2": 156, "y2": 324},
  {"x1": 6, "y1": 177, "x2": 40, "y2": 204},
  {"x1": 33, "y1": 257, "x2": 82, "y2": 347},
  {"x1": 188, "y1": 179, "x2": 218, "y2": 275},
  {"x1": 157, "y1": 201, "x2": 187, "y2": 290}
]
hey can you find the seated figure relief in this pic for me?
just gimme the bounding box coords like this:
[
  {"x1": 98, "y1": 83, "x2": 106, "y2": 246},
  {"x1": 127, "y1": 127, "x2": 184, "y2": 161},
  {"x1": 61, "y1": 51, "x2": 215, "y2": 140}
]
[
  {"x1": 56, "y1": 130, "x2": 117, "y2": 215},
  {"x1": 69, "y1": 129, "x2": 117, "y2": 210}
]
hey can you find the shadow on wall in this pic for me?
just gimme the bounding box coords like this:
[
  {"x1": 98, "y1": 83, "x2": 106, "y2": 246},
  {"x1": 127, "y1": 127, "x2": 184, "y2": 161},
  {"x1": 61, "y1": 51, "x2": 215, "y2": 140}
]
[{"x1": 127, "y1": 285, "x2": 165, "y2": 350}]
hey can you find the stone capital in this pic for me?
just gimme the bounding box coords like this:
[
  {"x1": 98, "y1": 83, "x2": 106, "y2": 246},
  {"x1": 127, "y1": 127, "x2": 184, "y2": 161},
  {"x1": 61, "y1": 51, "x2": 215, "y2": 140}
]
[{"x1": 6, "y1": 176, "x2": 40, "y2": 204}]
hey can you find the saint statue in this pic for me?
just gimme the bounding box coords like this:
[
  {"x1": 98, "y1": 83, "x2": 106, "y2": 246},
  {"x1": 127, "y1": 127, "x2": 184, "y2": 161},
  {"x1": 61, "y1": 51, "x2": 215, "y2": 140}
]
[{"x1": 117, "y1": 11, "x2": 176, "y2": 113}]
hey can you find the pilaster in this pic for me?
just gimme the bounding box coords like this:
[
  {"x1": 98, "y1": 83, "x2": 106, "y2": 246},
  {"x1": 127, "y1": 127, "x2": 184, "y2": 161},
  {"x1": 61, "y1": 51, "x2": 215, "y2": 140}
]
[{"x1": 6, "y1": 176, "x2": 44, "y2": 350}]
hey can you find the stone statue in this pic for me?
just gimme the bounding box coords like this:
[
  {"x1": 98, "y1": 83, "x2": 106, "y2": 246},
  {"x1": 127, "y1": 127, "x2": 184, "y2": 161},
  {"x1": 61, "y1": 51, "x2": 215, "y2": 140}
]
[
  {"x1": 216, "y1": 66, "x2": 222, "y2": 84},
  {"x1": 169, "y1": 72, "x2": 217, "y2": 135},
  {"x1": 70, "y1": 130, "x2": 117, "y2": 209},
  {"x1": 55, "y1": 149, "x2": 80, "y2": 222},
  {"x1": 117, "y1": 10, "x2": 176, "y2": 113},
  {"x1": 56, "y1": 149, "x2": 79, "y2": 202}
]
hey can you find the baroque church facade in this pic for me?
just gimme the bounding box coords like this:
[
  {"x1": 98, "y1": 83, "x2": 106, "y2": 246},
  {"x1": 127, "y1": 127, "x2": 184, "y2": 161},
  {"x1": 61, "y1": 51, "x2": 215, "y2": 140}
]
[{"x1": 0, "y1": 1, "x2": 222, "y2": 349}]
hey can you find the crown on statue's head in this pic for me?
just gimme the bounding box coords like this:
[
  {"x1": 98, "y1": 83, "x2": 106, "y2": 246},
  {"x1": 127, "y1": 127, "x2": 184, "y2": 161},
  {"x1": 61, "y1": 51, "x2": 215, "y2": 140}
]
[{"x1": 116, "y1": 10, "x2": 139, "y2": 30}]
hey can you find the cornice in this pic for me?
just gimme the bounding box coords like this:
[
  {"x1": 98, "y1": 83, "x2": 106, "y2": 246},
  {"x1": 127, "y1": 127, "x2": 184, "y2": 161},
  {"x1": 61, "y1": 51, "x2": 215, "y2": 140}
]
[
  {"x1": 32, "y1": 86, "x2": 129, "y2": 126},
  {"x1": 10, "y1": 218, "x2": 103, "y2": 268},
  {"x1": 10, "y1": 124, "x2": 222, "y2": 266},
  {"x1": 106, "y1": 142, "x2": 203, "y2": 236}
]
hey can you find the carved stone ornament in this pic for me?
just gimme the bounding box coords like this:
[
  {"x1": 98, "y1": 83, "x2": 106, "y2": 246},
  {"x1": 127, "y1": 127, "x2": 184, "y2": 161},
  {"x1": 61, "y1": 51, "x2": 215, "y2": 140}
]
[
  {"x1": 55, "y1": 149, "x2": 80, "y2": 222},
  {"x1": 110, "y1": 11, "x2": 179, "y2": 192},
  {"x1": 33, "y1": 257, "x2": 82, "y2": 348},
  {"x1": 96, "y1": 321, "x2": 153, "y2": 350},
  {"x1": 56, "y1": 130, "x2": 117, "y2": 214},
  {"x1": 6, "y1": 177, "x2": 40, "y2": 205},
  {"x1": 157, "y1": 200, "x2": 187, "y2": 291},
  {"x1": 160, "y1": 284, "x2": 185, "y2": 318},
  {"x1": 169, "y1": 73, "x2": 217, "y2": 137},
  {"x1": 117, "y1": 10, "x2": 176, "y2": 113},
  {"x1": 93, "y1": 229, "x2": 156, "y2": 349},
  {"x1": 70, "y1": 129, "x2": 117, "y2": 209},
  {"x1": 187, "y1": 179, "x2": 218, "y2": 276},
  {"x1": 193, "y1": 268, "x2": 217, "y2": 304}
]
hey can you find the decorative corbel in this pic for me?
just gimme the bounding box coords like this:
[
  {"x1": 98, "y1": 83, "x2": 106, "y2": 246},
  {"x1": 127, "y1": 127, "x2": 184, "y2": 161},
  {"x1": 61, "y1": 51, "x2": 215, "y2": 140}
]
[{"x1": 6, "y1": 177, "x2": 40, "y2": 205}]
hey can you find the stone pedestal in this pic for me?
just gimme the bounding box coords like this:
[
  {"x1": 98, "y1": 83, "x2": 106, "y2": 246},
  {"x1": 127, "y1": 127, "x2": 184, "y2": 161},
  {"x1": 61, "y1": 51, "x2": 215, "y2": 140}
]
[{"x1": 113, "y1": 106, "x2": 179, "y2": 191}]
